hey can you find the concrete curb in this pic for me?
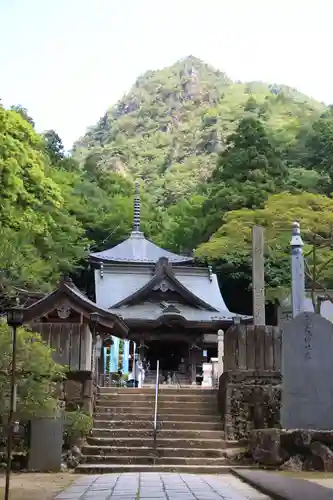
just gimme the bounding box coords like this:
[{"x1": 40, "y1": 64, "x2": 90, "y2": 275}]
[{"x1": 231, "y1": 468, "x2": 333, "y2": 500}]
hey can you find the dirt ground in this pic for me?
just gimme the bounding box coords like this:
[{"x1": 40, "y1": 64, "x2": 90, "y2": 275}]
[
  {"x1": 0, "y1": 472, "x2": 79, "y2": 500},
  {"x1": 277, "y1": 471, "x2": 333, "y2": 489},
  {"x1": 278, "y1": 471, "x2": 333, "y2": 478}
]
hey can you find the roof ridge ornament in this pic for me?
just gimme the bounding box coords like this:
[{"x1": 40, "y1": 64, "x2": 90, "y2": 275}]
[
  {"x1": 59, "y1": 274, "x2": 73, "y2": 286},
  {"x1": 133, "y1": 180, "x2": 141, "y2": 233}
]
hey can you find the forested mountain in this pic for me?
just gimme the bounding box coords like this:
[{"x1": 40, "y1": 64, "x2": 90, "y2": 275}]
[
  {"x1": 73, "y1": 56, "x2": 325, "y2": 205},
  {"x1": 2, "y1": 56, "x2": 333, "y2": 315}
]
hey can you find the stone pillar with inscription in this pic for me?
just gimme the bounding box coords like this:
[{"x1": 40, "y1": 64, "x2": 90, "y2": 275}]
[
  {"x1": 252, "y1": 225, "x2": 266, "y2": 325},
  {"x1": 290, "y1": 221, "x2": 305, "y2": 318}
]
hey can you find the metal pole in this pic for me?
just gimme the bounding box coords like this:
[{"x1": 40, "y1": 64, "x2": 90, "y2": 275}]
[
  {"x1": 153, "y1": 359, "x2": 160, "y2": 451},
  {"x1": 153, "y1": 360, "x2": 160, "y2": 430},
  {"x1": 290, "y1": 221, "x2": 305, "y2": 317},
  {"x1": 4, "y1": 325, "x2": 17, "y2": 500}
]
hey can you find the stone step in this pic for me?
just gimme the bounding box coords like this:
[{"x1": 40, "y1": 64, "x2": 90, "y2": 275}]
[
  {"x1": 81, "y1": 446, "x2": 231, "y2": 458},
  {"x1": 91, "y1": 428, "x2": 225, "y2": 440},
  {"x1": 95, "y1": 405, "x2": 218, "y2": 415},
  {"x1": 144, "y1": 381, "x2": 191, "y2": 386},
  {"x1": 94, "y1": 412, "x2": 221, "y2": 422},
  {"x1": 96, "y1": 394, "x2": 217, "y2": 403},
  {"x1": 96, "y1": 400, "x2": 217, "y2": 410},
  {"x1": 82, "y1": 455, "x2": 229, "y2": 466},
  {"x1": 98, "y1": 388, "x2": 215, "y2": 395},
  {"x1": 75, "y1": 463, "x2": 233, "y2": 474},
  {"x1": 86, "y1": 437, "x2": 229, "y2": 449},
  {"x1": 98, "y1": 387, "x2": 215, "y2": 395},
  {"x1": 93, "y1": 420, "x2": 223, "y2": 431}
]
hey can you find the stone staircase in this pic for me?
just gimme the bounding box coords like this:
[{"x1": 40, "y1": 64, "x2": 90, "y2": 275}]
[
  {"x1": 76, "y1": 386, "x2": 246, "y2": 474},
  {"x1": 144, "y1": 370, "x2": 190, "y2": 386}
]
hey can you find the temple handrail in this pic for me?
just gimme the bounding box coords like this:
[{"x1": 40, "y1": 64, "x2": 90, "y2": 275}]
[{"x1": 153, "y1": 359, "x2": 160, "y2": 451}]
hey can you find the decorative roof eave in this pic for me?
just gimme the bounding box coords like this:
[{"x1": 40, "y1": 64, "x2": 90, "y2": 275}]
[
  {"x1": 89, "y1": 235, "x2": 194, "y2": 265},
  {"x1": 122, "y1": 314, "x2": 252, "y2": 330},
  {"x1": 22, "y1": 278, "x2": 128, "y2": 337},
  {"x1": 111, "y1": 257, "x2": 218, "y2": 312}
]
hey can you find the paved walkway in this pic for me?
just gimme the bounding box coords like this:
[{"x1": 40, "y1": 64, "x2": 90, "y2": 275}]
[{"x1": 55, "y1": 473, "x2": 270, "y2": 499}]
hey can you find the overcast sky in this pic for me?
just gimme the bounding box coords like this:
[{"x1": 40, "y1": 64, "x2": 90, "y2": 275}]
[{"x1": 1, "y1": 0, "x2": 332, "y2": 149}]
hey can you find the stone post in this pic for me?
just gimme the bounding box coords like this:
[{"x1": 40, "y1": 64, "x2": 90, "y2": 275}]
[
  {"x1": 290, "y1": 221, "x2": 305, "y2": 318},
  {"x1": 202, "y1": 363, "x2": 213, "y2": 387},
  {"x1": 218, "y1": 329, "x2": 224, "y2": 377},
  {"x1": 210, "y1": 357, "x2": 219, "y2": 387},
  {"x1": 252, "y1": 225, "x2": 266, "y2": 325}
]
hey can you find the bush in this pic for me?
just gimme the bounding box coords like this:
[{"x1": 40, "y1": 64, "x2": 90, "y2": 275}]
[{"x1": 64, "y1": 410, "x2": 93, "y2": 447}]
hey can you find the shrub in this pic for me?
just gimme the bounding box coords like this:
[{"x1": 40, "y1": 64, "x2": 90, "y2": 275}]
[{"x1": 64, "y1": 409, "x2": 93, "y2": 447}]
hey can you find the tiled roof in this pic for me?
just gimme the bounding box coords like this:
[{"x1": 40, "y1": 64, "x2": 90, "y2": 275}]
[
  {"x1": 110, "y1": 301, "x2": 251, "y2": 324},
  {"x1": 90, "y1": 231, "x2": 193, "y2": 264}
]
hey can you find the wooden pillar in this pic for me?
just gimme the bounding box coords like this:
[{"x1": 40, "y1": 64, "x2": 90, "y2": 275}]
[
  {"x1": 218, "y1": 329, "x2": 224, "y2": 377},
  {"x1": 252, "y1": 225, "x2": 266, "y2": 325},
  {"x1": 189, "y1": 346, "x2": 197, "y2": 385},
  {"x1": 129, "y1": 340, "x2": 135, "y2": 372},
  {"x1": 139, "y1": 338, "x2": 147, "y2": 361}
]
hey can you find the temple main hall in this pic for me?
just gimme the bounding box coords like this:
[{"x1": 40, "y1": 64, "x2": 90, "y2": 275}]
[{"x1": 89, "y1": 184, "x2": 249, "y2": 384}]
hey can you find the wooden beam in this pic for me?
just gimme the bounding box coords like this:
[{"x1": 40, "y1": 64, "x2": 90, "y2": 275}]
[{"x1": 252, "y1": 225, "x2": 266, "y2": 326}]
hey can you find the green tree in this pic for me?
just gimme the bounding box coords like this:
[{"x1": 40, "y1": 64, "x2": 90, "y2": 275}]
[
  {"x1": 204, "y1": 116, "x2": 288, "y2": 235},
  {"x1": 305, "y1": 111, "x2": 333, "y2": 190},
  {"x1": 43, "y1": 129, "x2": 65, "y2": 164},
  {"x1": 161, "y1": 195, "x2": 206, "y2": 253},
  {"x1": 10, "y1": 105, "x2": 35, "y2": 127},
  {"x1": 0, "y1": 106, "x2": 87, "y2": 296},
  {"x1": 0, "y1": 324, "x2": 65, "y2": 420},
  {"x1": 197, "y1": 192, "x2": 333, "y2": 300}
]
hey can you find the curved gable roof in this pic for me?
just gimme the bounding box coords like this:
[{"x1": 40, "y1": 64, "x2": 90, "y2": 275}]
[
  {"x1": 111, "y1": 257, "x2": 218, "y2": 311},
  {"x1": 23, "y1": 278, "x2": 128, "y2": 336},
  {"x1": 89, "y1": 231, "x2": 193, "y2": 264}
]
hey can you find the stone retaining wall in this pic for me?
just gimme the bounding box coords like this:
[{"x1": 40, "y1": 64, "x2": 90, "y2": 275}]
[{"x1": 217, "y1": 370, "x2": 281, "y2": 440}]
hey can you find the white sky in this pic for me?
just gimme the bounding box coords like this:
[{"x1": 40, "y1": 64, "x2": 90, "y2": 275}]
[{"x1": 1, "y1": 0, "x2": 332, "y2": 149}]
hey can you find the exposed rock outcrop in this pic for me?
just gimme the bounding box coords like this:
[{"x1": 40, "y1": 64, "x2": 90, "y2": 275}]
[{"x1": 249, "y1": 429, "x2": 333, "y2": 471}]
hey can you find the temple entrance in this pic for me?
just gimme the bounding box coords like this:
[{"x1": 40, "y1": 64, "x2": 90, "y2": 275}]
[{"x1": 147, "y1": 340, "x2": 189, "y2": 372}]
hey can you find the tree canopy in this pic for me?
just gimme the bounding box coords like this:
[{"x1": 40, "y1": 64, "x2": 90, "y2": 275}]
[{"x1": 196, "y1": 192, "x2": 333, "y2": 299}]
